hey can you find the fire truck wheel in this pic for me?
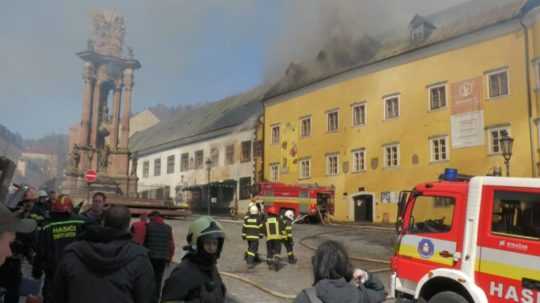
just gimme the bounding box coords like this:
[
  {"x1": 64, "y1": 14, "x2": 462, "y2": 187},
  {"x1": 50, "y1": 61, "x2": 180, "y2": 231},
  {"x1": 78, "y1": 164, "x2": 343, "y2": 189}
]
[{"x1": 428, "y1": 291, "x2": 469, "y2": 303}]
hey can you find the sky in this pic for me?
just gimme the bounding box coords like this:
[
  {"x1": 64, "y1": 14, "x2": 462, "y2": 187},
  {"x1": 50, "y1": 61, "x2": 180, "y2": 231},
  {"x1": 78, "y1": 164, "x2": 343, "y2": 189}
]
[{"x1": 0, "y1": 0, "x2": 468, "y2": 139}]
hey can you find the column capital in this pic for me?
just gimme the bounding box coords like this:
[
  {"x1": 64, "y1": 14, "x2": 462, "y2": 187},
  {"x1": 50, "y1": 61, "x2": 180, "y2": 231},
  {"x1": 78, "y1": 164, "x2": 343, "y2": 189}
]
[{"x1": 114, "y1": 79, "x2": 124, "y2": 90}]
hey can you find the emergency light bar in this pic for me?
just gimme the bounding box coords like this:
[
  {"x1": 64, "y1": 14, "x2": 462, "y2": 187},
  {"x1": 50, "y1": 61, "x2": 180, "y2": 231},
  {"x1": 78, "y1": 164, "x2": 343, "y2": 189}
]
[{"x1": 439, "y1": 168, "x2": 472, "y2": 182}]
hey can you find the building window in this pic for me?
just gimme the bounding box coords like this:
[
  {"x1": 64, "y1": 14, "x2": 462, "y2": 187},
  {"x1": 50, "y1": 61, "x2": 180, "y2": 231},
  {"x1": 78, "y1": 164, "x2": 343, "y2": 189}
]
[
  {"x1": 327, "y1": 111, "x2": 339, "y2": 132},
  {"x1": 225, "y1": 145, "x2": 234, "y2": 165},
  {"x1": 270, "y1": 164, "x2": 279, "y2": 182},
  {"x1": 326, "y1": 154, "x2": 339, "y2": 176},
  {"x1": 384, "y1": 144, "x2": 400, "y2": 168},
  {"x1": 429, "y1": 84, "x2": 447, "y2": 110},
  {"x1": 301, "y1": 117, "x2": 311, "y2": 137},
  {"x1": 239, "y1": 177, "x2": 252, "y2": 200},
  {"x1": 299, "y1": 158, "x2": 311, "y2": 179},
  {"x1": 488, "y1": 69, "x2": 509, "y2": 98},
  {"x1": 210, "y1": 148, "x2": 219, "y2": 167},
  {"x1": 352, "y1": 149, "x2": 366, "y2": 172},
  {"x1": 143, "y1": 161, "x2": 149, "y2": 178},
  {"x1": 352, "y1": 103, "x2": 366, "y2": 126},
  {"x1": 241, "y1": 141, "x2": 252, "y2": 162},
  {"x1": 154, "y1": 158, "x2": 161, "y2": 176},
  {"x1": 271, "y1": 125, "x2": 280, "y2": 145},
  {"x1": 195, "y1": 150, "x2": 204, "y2": 169},
  {"x1": 430, "y1": 136, "x2": 449, "y2": 162},
  {"x1": 384, "y1": 95, "x2": 400, "y2": 119},
  {"x1": 180, "y1": 153, "x2": 189, "y2": 172},
  {"x1": 488, "y1": 127, "x2": 510, "y2": 154},
  {"x1": 166, "y1": 155, "x2": 175, "y2": 174}
]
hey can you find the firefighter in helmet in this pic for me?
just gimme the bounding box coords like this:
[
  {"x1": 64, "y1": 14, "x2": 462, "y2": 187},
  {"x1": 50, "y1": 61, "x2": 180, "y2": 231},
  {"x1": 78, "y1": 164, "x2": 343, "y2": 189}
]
[
  {"x1": 281, "y1": 210, "x2": 297, "y2": 264},
  {"x1": 161, "y1": 216, "x2": 227, "y2": 303},
  {"x1": 242, "y1": 204, "x2": 264, "y2": 269},
  {"x1": 262, "y1": 205, "x2": 284, "y2": 271},
  {"x1": 32, "y1": 194, "x2": 85, "y2": 303}
]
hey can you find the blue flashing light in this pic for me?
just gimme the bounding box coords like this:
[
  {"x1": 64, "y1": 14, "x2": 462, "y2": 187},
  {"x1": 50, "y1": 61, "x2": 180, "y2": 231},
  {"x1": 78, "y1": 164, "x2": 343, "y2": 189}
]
[{"x1": 443, "y1": 168, "x2": 458, "y2": 181}]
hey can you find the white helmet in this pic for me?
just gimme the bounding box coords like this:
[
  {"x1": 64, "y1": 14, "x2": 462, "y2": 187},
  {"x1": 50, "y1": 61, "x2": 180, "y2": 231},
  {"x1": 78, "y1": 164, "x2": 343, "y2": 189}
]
[
  {"x1": 249, "y1": 205, "x2": 259, "y2": 215},
  {"x1": 38, "y1": 190, "x2": 48, "y2": 198},
  {"x1": 284, "y1": 210, "x2": 295, "y2": 221}
]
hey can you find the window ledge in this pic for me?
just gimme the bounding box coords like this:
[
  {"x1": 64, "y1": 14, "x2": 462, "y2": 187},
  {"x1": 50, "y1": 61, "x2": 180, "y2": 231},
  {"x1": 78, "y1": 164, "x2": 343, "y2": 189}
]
[
  {"x1": 298, "y1": 177, "x2": 312, "y2": 181},
  {"x1": 429, "y1": 160, "x2": 450, "y2": 164},
  {"x1": 487, "y1": 152, "x2": 503, "y2": 157},
  {"x1": 351, "y1": 170, "x2": 367, "y2": 174},
  {"x1": 428, "y1": 106, "x2": 447, "y2": 113},
  {"x1": 326, "y1": 130, "x2": 340, "y2": 134},
  {"x1": 383, "y1": 166, "x2": 400, "y2": 170},
  {"x1": 352, "y1": 124, "x2": 367, "y2": 128},
  {"x1": 486, "y1": 94, "x2": 510, "y2": 101},
  {"x1": 383, "y1": 117, "x2": 400, "y2": 121}
]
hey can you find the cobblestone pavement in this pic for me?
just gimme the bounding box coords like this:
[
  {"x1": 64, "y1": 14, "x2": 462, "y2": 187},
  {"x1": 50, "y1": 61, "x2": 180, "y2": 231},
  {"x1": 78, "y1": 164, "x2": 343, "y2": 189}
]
[{"x1": 165, "y1": 217, "x2": 397, "y2": 302}]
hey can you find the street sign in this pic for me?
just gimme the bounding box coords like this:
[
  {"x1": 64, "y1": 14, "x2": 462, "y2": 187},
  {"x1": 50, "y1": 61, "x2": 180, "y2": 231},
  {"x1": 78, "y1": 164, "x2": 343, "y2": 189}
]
[{"x1": 85, "y1": 169, "x2": 97, "y2": 183}]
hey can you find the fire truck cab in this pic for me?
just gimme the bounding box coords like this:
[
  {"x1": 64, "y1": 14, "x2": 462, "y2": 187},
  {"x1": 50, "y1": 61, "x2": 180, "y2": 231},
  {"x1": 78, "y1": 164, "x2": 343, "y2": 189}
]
[{"x1": 390, "y1": 169, "x2": 540, "y2": 303}]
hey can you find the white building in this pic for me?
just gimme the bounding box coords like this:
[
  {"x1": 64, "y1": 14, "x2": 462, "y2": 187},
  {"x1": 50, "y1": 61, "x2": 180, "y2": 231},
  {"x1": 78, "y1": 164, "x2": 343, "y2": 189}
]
[{"x1": 129, "y1": 87, "x2": 264, "y2": 214}]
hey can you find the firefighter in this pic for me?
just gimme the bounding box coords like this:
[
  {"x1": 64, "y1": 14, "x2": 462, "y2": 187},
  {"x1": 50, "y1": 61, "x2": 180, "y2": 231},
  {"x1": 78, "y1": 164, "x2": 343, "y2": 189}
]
[
  {"x1": 242, "y1": 204, "x2": 264, "y2": 269},
  {"x1": 161, "y1": 216, "x2": 227, "y2": 302},
  {"x1": 262, "y1": 206, "x2": 283, "y2": 271},
  {"x1": 33, "y1": 195, "x2": 85, "y2": 303},
  {"x1": 281, "y1": 210, "x2": 297, "y2": 264}
]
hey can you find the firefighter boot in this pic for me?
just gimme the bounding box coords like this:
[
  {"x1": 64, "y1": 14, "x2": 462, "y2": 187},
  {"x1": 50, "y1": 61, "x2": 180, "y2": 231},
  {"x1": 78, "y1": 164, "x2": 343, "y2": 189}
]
[
  {"x1": 273, "y1": 255, "x2": 281, "y2": 272},
  {"x1": 288, "y1": 255, "x2": 297, "y2": 264}
]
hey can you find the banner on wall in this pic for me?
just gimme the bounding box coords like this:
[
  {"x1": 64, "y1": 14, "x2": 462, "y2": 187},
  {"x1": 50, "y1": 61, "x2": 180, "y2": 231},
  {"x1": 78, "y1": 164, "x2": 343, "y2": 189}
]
[{"x1": 450, "y1": 77, "x2": 485, "y2": 148}]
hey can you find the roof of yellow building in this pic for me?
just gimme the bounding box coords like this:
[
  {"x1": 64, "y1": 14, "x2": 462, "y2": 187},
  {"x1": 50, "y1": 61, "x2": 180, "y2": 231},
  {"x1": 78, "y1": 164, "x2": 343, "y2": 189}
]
[{"x1": 265, "y1": 0, "x2": 530, "y2": 100}]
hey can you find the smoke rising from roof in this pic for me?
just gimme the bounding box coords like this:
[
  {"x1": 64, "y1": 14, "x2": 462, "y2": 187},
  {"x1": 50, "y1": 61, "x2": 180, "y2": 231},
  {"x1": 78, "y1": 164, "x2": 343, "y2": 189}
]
[{"x1": 264, "y1": 0, "x2": 469, "y2": 83}]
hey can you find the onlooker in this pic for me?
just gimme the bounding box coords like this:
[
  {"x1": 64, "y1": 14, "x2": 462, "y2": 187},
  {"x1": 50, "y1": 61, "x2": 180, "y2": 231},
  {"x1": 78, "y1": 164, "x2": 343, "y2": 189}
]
[
  {"x1": 0, "y1": 203, "x2": 36, "y2": 266},
  {"x1": 130, "y1": 212, "x2": 148, "y2": 246},
  {"x1": 53, "y1": 205, "x2": 155, "y2": 303},
  {"x1": 33, "y1": 190, "x2": 51, "y2": 220},
  {"x1": 0, "y1": 198, "x2": 37, "y2": 303},
  {"x1": 80, "y1": 192, "x2": 106, "y2": 224},
  {"x1": 144, "y1": 211, "x2": 174, "y2": 301},
  {"x1": 161, "y1": 216, "x2": 226, "y2": 303},
  {"x1": 294, "y1": 240, "x2": 385, "y2": 303},
  {"x1": 33, "y1": 195, "x2": 85, "y2": 303}
]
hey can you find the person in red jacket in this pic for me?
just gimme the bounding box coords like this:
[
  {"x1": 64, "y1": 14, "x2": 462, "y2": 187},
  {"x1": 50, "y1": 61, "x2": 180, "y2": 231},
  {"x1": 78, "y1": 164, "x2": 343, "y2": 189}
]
[{"x1": 130, "y1": 212, "x2": 148, "y2": 245}]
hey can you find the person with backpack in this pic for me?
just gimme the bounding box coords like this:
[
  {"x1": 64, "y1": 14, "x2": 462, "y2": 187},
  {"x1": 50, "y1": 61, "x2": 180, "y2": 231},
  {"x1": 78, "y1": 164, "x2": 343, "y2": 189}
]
[
  {"x1": 294, "y1": 240, "x2": 385, "y2": 303},
  {"x1": 242, "y1": 204, "x2": 264, "y2": 269},
  {"x1": 261, "y1": 206, "x2": 284, "y2": 271}
]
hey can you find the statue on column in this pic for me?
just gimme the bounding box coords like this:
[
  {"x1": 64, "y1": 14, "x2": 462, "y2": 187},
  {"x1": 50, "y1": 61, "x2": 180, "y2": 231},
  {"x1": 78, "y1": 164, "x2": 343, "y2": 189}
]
[
  {"x1": 131, "y1": 156, "x2": 138, "y2": 176},
  {"x1": 98, "y1": 145, "x2": 111, "y2": 171},
  {"x1": 70, "y1": 145, "x2": 81, "y2": 170}
]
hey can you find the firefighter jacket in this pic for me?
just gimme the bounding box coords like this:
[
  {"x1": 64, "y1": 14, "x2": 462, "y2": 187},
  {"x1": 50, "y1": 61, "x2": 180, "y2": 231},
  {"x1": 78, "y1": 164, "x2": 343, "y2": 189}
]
[
  {"x1": 33, "y1": 212, "x2": 85, "y2": 277},
  {"x1": 242, "y1": 215, "x2": 263, "y2": 241},
  {"x1": 262, "y1": 216, "x2": 284, "y2": 241},
  {"x1": 281, "y1": 217, "x2": 293, "y2": 241}
]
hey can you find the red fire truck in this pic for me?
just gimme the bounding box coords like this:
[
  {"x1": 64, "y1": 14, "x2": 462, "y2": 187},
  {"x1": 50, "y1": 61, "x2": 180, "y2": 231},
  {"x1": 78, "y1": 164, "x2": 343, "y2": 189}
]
[
  {"x1": 253, "y1": 182, "x2": 334, "y2": 220},
  {"x1": 390, "y1": 169, "x2": 540, "y2": 303}
]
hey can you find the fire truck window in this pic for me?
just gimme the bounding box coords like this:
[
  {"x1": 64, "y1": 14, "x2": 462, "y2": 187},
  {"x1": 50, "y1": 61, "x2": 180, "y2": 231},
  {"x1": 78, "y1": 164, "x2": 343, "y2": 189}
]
[
  {"x1": 409, "y1": 196, "x2": 455, "y2": 234},
  {"x1": 492, "y1": 191, "x2": 540, "y2": 240}
]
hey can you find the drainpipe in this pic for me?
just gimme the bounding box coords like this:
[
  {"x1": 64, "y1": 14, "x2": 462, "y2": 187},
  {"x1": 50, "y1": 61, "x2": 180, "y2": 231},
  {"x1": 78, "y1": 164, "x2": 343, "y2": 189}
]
[{"x1": 520, "y1": 17, "x2": 538, "y2": 177}]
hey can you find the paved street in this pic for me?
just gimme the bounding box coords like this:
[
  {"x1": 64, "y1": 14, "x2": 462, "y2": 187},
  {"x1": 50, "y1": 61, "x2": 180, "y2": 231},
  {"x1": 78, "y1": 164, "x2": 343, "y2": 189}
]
[{"x1": 164, "y1": 217, "x2": 396, "y2": 303}]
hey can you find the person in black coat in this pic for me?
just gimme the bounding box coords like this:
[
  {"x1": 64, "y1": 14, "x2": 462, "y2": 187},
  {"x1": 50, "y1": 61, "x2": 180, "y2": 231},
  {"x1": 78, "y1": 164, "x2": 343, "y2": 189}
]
[
  {"x1": 161, "y1": 216, "x2": 226, "y2": 303},
  {"x1": 53, "y1": 205, "x2": 155, "y2": 303},
  {"x1": 144, "y1": 211, "x2": 174, "y2": 301},
  {"x1": 294, "y1": 240, "x2": 385, "y2": 303}
]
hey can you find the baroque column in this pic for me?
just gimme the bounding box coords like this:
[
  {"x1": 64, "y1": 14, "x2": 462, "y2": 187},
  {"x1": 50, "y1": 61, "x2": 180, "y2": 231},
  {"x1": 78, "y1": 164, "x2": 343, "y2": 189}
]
[
  {"x1": 78, "y1": 62, "x2": 95, "y2": 170},
  {"x1": 110, "y1": 79, "x2": 123, "y2": 149},
  {"x1": 120, "y1": 68, "x2": 134, "y2": 150}
]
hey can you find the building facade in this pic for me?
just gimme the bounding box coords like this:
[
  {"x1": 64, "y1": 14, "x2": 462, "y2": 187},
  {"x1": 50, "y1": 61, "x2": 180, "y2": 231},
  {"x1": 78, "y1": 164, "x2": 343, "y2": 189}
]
[
  {"x1": 130, "y1": 87, "x2": 265, "y2": 214},
  {"x1": 263, "y1": 0, "x2": 540, "y2": 223}
]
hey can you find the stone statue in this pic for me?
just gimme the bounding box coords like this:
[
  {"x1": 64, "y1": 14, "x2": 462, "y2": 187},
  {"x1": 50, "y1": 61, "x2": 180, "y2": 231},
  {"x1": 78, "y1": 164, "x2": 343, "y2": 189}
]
[
  {"x1": 91, "y1": 10, "x2": 126, "y2": 57},
  {"x1": 98, "y1": 146, "x2": 110, "y2": 171},
  {"x1": 127, "y1": 46, "x2": 134, "y2": 59},
  {"x1": 71, "y1": 145, "x2": 81, "y2": 170},
  {"x1": 131, "y1": 156, "x2": 138, "y2": 176},
  {"x1": 87, "y1": 39, "x2": 95, "y2": 51}
]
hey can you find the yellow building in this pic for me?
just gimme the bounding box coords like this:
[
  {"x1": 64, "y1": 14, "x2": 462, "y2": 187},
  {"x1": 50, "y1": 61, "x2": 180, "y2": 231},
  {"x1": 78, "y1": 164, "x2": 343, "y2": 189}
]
[{"x1": 263, "y1": 0, "x2": 540, "y2": 223}]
